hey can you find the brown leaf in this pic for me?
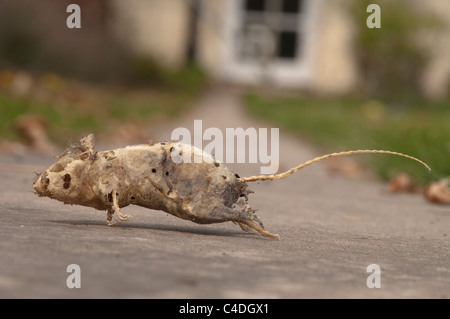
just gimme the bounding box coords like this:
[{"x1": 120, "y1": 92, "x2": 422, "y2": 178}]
[
  {"x1": 14, "y1": 114, "x2": 57, "y2": 154},
  {"x1": 324, "y1": 157, "x2": 363, "y2": 179},
  {"x1": 425, "y1": 178, "x2": 450, "y2": 204},
  {"x1": 388, "y1": 172, "x2": 422, "y2": 194}
]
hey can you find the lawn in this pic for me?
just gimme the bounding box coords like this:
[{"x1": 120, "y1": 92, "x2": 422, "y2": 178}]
[
  {"x1": 244, "y1": 93, "x2": 450, "y2": 185},
  {"x1": 0, "y1": 66, "x2": 204, "y2": 145}
]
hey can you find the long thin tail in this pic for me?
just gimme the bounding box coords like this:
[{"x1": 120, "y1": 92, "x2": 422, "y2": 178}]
[{"x1": 241, "y1": 150, "x2": 431, "y2": 182}]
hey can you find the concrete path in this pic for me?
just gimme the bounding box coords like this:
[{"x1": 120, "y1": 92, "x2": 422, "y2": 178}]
[{"x1": 0, "y1": 86, "x2": 449, "y2": 298}]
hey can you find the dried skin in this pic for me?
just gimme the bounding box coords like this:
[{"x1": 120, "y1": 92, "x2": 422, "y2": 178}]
[
  {"x1": 34, "y1": 134, "x2": 431, "y2": 240},
  {"x1": 33, "y1": 134, "x2": 279, "y2": 239}
]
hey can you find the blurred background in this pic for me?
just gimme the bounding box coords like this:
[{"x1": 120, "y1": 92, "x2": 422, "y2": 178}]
[{"x1": 0, "y1": 0, "x2": 449, "y2": 190}]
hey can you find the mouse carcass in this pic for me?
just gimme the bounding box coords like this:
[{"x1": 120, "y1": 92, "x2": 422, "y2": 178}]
[{"x1": 33, "y1": 134, "x2": 430, "y2": 240}]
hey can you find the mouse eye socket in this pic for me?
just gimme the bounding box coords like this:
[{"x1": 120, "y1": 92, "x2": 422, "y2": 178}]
[{"x1": 63, "y1": 173, "x2": 71, "y2": 189}]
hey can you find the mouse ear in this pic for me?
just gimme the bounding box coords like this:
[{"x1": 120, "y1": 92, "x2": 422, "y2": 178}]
[
  {"x1": 79, "y1": 133, "x2": 95, "y2": 152},
  {"x1": 56, "y1": 134, "x2": 96, "y2": 160},
  {"x1": 72, "y1": 133, "x2": 96, "y2": 159}
]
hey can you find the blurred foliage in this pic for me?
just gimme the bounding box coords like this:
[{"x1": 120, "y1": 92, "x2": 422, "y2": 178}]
[
  {"x1": 0, "y1": 19, "x2": 41, "y2": 68},
  {"x1": 244, "y1": 2, "x2": 448, "y2": 186},
  {"x1": 0, "y1": 1, "x2": 207, "y2": 146},
  {"x1": 0, "y1": 0, "x2": 126, "y2": 82},
  {"x1": 348, "y1": 0, "x2": 442, "y2": 101},
  {"x1": 0, "y1": 0, "x2": 207, "y2": 88},
  {"x1": 0, "y1": 66, "x2": 205, "y2": 145},
  {"x1": 127, "y1": 57, "x2": 205, "y2": 94},
  {"x1": 244, "y1": 93, "x2": 450, "y2": 185}
]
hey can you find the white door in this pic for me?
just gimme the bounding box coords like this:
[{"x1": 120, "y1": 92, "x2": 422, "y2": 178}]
[{"x1": 222, "y1": 0, "x2": 318, "y2": 88}]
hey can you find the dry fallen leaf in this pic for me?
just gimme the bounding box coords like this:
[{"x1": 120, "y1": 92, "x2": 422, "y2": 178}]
[
  {"x1": 388, "y1": 172, "x2": 423, "y2": 194},
  {"x1": 425, "y1": 177, "x2": 450, "y2": 204},
  {"x1": 324, "y1": 156, "x2": 363, "y2": 179},
  {"x1": 14, "y1": 114, "x2": 57, "y2": 154}
]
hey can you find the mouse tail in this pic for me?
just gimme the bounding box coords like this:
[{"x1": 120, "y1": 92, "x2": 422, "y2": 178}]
[{"x1": 240, "y1": 150, "x2": 431, "y2": 183}]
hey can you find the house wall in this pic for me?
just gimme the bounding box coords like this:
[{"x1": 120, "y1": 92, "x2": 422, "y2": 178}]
[
  {"x1": 195, "y1": 0, "x2": 227, "y2": 77},
  {"x1": 197, "y1": 0, "x2": 450, "y2": 98},
  {"x1": 110, "y1": 0, "x2": 189, "y2": 68},
  {"x1": 416, "y1": 0, "x2": 450, "y2": 99},
  {"x1": 195, "y1": 0, "x2": 360, "y2": 94},
  {"x1": 311, "y1": 0, "x2": 359, "y2": 95},
  {"x1": 109, "y1": 0, "x2": 449, "y2": 98},
  {"x1": 303, "y1": 0, "x2": 450, "y2": 98}
]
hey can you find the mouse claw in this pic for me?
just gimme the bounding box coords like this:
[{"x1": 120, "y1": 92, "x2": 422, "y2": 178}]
[
  {"x1": 106, "y1": 207, "x2": 118, "y2": 226},
  {"x1": 107, "y1": 219, "x2": 118, "y2": 226},
  {"x1": 117, "y1": 212, "x2": 132, "y2": 221}
]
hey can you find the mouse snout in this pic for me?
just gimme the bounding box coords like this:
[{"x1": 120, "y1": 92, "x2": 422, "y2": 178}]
[{"x1": 33, "y1": 171, "x2": 51, "y2": 197}]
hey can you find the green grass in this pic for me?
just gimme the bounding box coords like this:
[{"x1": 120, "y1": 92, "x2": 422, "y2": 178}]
[
  {"x1": 244, "y1": 93, "x2": 450, "y2": 185},
  {"x1": 0, "y1": 89, "x2": 193, "y2": 144},
  {"x1": 0, "y1": 66, "x2": 205, "y2": 145}
]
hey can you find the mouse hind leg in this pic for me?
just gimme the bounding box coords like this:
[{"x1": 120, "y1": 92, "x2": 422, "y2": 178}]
[
  {"x1": 238, "y1": 205, "x2": 280, "y2": 240},
  {"x1": 233, "y1": 221, "x2": 259, "y2": 235},
  {"x1": 208, "y1": 204, "x2": 279, "y2": 240}
]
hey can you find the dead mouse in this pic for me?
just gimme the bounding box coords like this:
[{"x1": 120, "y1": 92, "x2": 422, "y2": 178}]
[{"x1": 33, "y1": 134, "x2": 430, "y2": 240}]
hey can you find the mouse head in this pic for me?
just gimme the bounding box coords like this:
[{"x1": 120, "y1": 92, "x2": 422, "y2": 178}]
[{"x1": 33, "y1": 134, "x2": 97, "y2": 205}]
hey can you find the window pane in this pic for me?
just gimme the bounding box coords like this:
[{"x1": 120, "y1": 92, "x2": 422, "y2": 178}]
[
  {"x1": 244, "y1": 0, "x2": 265, "y2": 12},
  {"x1": 277, "y1": 31, "x2": 297, "y2": 59},
  {"x1": 282, "y1": 0, "x2": 302, "y2": 13}
]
